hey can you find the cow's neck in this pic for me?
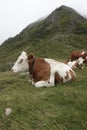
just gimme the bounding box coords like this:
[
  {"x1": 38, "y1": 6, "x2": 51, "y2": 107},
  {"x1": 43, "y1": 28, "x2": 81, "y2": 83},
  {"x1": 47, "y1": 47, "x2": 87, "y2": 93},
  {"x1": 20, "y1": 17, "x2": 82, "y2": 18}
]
[{"x1": 29, "y1": 58, "x2": 35, "y2": 76}]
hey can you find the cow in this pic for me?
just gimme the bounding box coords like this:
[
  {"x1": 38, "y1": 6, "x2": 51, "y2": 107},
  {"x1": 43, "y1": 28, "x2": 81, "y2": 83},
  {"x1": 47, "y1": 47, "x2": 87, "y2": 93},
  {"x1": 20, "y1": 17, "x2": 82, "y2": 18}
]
[
  {"x1": 66, "y1": 57, "x2": 84, "y2": 69},
  {"x1": 11, "y1": 51, "x2": 76, "y2": 87},
  {"x1": 71, "y1": 51, "x2": 87, "y2": 64}
]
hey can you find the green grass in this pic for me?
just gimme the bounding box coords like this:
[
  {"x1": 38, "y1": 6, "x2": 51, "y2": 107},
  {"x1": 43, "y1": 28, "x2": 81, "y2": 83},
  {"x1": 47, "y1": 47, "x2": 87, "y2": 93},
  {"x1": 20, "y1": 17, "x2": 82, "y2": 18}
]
[{"x1": 0, "y1": 65, "x2": 87, "y2": 130}]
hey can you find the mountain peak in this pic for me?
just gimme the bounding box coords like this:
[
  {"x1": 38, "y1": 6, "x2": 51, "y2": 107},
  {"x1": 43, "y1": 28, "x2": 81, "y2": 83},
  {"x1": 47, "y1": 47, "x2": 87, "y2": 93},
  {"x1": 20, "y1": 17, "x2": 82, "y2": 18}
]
[
  {"x1": 57, "y1": 5, "x2": 81, "y2": 16},
  {"x1": 59, "y1": 5, "x2": 75, "y2": 10},
  {"x1": 49, "y1": 5, "x2": 83, "y2": 19},
  {"x1": 21, "y1": 5, "x2": 86, "y2": 37},
  {"x1": 44, "y1": 5, "x2": 85, "y2": 33}
]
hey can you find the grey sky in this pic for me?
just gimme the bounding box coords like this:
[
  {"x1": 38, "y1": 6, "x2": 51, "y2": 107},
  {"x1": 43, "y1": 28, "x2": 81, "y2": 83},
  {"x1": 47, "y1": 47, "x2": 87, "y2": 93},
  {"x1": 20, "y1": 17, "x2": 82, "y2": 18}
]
[{"x1": 0, "y1": 0, "x2": 87, "y2": 45}]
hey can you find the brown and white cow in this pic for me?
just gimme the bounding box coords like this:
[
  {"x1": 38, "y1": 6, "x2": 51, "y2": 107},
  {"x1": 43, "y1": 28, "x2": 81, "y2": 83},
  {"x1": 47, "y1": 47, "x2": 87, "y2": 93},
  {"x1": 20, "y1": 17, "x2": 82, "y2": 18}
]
[
  {"x1": 71, "y1": 51, "x2": 87, "y2": 64},
  {"x1": 11, "y1": 51, "x2": 76, "y2": 87},
  {"x1": 66, "y1": 57, "x2": 84, "y2": 69}
]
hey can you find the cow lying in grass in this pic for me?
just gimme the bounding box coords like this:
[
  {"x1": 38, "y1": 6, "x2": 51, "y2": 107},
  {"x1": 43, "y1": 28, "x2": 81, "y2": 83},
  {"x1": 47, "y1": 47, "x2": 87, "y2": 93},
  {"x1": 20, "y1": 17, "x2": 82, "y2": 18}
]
[
  {"x1": 66, "y1": 57, "x2": 84, "y2": 69},
  {"x1": 71, "y1": 51, "x2": 87, "y2": 65},
  {"x1": 11, "y1": 51, "x2": 76, "y2": 87}
]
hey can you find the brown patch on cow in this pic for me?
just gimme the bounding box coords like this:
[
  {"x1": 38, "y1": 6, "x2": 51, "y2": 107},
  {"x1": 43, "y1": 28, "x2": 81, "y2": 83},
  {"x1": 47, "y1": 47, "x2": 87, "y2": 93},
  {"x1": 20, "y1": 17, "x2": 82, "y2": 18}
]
[
  {"x1": 28, "y1": 54, "x2": 51, "y2": 83},
  {"x1": 69, "y1": 70, "x2": 76, "y2": 81},
  {"x1": 65, "y1": 71, "x2": 69, "y2": 79},
  {"x1": 74, "y1": 62, "x2": 79, "y2": 68},
  {"x1": 28, "y1": 54, "x2": 35, "y2": 76},
  {"x1": 54, "y1": 72, "x2": 63, "y2": 84},
  {"x1": 64, "y1": 70, "x2": 76, "y2": 82},
  {"x1": 74, "y1": 62, "x2": 83, "y2": 69},
  {"x1": 28, "y1": 53, "x2": 35, "y2": 66},
  {"x1": 71, "y1": 51, "x2": 87, "y2": 61}
]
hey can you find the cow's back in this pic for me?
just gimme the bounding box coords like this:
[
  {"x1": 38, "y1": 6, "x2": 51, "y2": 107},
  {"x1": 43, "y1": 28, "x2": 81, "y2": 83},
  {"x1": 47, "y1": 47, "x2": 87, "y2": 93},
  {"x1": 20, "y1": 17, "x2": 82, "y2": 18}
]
[{"x1": 45, "y1": 58, "x2": 76, "y2": 84}]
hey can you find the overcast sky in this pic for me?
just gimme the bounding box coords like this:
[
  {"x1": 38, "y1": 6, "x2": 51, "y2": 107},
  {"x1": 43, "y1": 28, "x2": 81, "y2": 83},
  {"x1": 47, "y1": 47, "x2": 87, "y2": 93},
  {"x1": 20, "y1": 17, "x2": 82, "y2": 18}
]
[{"x1": 0, "y1": 0, "x2": 87, "y2": 45}]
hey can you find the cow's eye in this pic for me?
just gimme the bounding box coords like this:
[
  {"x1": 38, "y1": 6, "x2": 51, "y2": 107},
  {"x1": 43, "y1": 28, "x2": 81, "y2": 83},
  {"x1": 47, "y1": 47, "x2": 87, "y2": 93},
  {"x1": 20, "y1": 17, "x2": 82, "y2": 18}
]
[{"x1": 18, "y1": 59, "x2": 23, "y2": 64}]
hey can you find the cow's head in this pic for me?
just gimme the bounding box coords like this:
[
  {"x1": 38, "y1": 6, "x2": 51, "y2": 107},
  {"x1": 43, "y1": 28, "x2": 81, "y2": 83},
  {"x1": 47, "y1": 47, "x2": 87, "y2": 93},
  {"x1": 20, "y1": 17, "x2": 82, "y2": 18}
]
[{"x1": 11, "y1": 51, "x2": 29, "y2": 73}]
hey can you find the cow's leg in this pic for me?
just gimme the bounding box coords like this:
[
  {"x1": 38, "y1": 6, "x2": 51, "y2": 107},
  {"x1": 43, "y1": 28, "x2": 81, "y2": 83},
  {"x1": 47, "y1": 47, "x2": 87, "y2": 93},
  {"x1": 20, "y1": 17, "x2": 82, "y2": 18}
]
[
  {"x1": 35, "y1": 73, "x2": 55, "y2": 87},
  {"x1": 35, "y1": 80, "x2": 54, "y2": 87}
]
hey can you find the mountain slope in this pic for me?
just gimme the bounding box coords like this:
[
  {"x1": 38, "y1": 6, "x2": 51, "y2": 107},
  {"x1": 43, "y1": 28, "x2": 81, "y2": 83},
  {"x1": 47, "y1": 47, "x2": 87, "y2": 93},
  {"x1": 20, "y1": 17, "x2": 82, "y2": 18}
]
[
  {"x1": 21, "y1": 5, "x2": 87, "y2": 38},
  {"x1": 0, "y1": 5, "x2": 87, "y2": 71}
]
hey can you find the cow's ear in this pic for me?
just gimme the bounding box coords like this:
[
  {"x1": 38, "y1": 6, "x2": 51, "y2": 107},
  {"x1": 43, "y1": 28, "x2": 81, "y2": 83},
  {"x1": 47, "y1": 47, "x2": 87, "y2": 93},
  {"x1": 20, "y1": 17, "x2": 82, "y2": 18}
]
[{"x1": 28, "y1": 53, "x2": 35, "y2": 61}]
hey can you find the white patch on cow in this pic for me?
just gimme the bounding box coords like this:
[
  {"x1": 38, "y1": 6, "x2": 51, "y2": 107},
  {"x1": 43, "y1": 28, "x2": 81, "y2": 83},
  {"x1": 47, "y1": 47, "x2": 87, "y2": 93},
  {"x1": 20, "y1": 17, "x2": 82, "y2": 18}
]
[
  {"x1": 45, "y1": 58, "x2": 75, "y2": 83},
  {"x1": 67, "y1": 60, "x2": 77, "y2": 69},
  {"x1": 77, "y1": 57, "x2": 84, "y2": 69},
  {"x1": 11, "y1": 51, "x2": 29, "y2": 73},
  {"x1": 77, "y1": 57, "x2": 84, "y2": 64}
]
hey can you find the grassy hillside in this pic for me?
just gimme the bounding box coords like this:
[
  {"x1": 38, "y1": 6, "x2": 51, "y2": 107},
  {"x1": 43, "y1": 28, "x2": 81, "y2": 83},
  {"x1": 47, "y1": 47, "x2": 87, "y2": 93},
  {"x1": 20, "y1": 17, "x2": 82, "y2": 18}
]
[
  {"x1": 0, "y1": 65, "x2": 87, "y2": 130},
  {"x1": 0, "y1": 5, "x2": 87, "y2": 130},
  {"x1": 0, "y1": 33, "x2": 87, "y2": 71},
  {"x1": 0, "y1": 5, "x2": 87, "y2": 71}
]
